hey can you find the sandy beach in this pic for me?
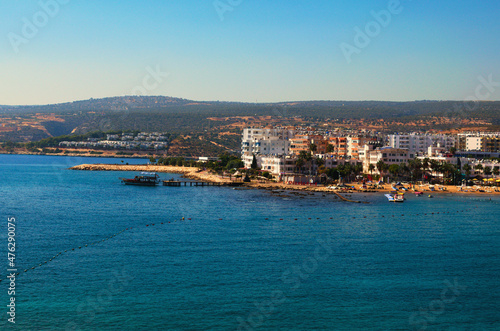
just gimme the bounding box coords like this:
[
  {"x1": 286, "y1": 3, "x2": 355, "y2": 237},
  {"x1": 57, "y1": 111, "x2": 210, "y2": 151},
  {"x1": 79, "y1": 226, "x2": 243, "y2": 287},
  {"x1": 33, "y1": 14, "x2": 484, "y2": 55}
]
[{"x1": 69, "y1": 164, "x2": 500, "y2": 196}]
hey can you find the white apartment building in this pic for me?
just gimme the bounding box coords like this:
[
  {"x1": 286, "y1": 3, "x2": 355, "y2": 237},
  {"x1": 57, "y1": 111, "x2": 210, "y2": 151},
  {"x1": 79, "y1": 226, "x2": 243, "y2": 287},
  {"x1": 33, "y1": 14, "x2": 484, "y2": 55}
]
[
  {"x1": 388, "y1": 133, "x2": 455, "y2": 155},
  {"x1": 465, "y1": 137, "x2": 483, "y2": 151},
  {"x1": 241, "y1": 128, "x2": 295, "y2": 156}
]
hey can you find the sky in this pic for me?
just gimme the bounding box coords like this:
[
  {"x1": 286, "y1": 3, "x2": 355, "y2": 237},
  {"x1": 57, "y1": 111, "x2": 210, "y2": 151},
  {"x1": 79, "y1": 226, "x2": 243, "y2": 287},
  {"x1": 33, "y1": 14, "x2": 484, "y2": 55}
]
[{"x1": 1, "y1": 0, "x2": 500, "y2": 105}]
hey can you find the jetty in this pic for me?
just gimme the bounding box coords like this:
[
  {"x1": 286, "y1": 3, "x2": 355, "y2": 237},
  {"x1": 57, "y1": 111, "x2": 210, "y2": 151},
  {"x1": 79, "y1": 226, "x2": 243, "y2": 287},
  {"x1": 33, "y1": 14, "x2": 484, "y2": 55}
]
[{"x1": 163, "y1": 180, "x2": 244, "y2": 187}]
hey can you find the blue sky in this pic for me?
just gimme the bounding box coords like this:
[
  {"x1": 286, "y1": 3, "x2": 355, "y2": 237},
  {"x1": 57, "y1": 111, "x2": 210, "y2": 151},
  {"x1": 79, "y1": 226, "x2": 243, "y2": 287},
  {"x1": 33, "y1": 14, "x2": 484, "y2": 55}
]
[{"x1": 1, "y1": 0, "x2": 499, "y2": 105}]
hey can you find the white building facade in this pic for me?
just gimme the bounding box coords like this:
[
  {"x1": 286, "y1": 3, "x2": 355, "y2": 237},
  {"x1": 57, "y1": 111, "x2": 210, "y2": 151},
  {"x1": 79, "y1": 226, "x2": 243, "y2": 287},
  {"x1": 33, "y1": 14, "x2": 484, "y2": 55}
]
[{"x1": 388, "y1": 134, "x2": 455, "y2": 156}]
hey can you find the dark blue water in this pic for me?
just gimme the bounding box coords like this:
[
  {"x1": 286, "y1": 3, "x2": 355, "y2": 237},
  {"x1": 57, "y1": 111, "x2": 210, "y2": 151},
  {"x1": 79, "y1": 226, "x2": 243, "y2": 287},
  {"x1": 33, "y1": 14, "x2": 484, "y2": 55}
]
[{"x1": 1, "y1": 155, "x2": 499, "y2": 330}]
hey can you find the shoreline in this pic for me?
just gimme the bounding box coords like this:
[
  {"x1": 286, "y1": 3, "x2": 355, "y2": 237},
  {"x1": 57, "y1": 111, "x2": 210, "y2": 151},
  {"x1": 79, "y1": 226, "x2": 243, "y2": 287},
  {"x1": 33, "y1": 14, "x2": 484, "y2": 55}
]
[
  {"x1": 0, "y1": 151, "x2": 152, "y2": 159},
  {"x1": 69, "y1": 164, "x2": 500, "y2": 196}
]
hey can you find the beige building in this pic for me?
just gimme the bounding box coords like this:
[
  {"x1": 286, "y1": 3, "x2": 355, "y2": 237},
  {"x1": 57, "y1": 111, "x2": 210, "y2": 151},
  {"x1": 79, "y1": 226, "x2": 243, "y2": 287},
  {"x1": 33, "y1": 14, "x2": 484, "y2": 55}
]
[{"x1": 364, "y1": 147, "x2": 409, "y2": 174}]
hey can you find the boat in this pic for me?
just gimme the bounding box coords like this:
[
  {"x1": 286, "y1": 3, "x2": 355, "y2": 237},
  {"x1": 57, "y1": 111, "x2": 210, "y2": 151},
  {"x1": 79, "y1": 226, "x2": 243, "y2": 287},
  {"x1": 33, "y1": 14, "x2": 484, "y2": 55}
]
[
  {"x1": 120, "y1": 172, "x2": 160, "y2": 186},
  {"x1": 394, "y1": 193, "x2": 405, "y2": 202},
  {"x1": 414, "y1": 191, "x2": 423, "y2": 196},
  {"x1": 385, "y1": 193, "x2": 405, "y2": 202}
]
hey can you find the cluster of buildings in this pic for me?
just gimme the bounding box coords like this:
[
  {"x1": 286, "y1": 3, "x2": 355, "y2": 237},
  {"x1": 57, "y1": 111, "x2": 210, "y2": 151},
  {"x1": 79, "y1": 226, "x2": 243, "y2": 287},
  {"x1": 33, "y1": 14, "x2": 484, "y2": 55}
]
[
  {"x1": 241, "y1": 127, "x2": 500, "y2": 180},
  {"x1": 59, "y1": 132, "x2": 169, "y2": 150}
]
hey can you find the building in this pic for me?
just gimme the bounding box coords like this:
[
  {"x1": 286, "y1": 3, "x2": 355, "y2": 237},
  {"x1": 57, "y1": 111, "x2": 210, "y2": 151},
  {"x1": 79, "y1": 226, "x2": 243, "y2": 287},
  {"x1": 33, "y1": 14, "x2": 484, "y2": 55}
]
[
  {"x1": 388, "y1": 133, "x2": 455, "y2": 155},
  {"x1": 457, "y1": 132, "x2": 500, "y2": 152},
  {"x1": 327, "y1": 137, "x2": 348, "y2": 159},
  {"x1": 241, "y1": 128, "x2": 294, "y2": 156},
  {"x1": 364, "y1": 147, "x2": 410, "y2": 174},
  {"x1": 347, "y1": 136, "x2": 379, "y2": 159}
]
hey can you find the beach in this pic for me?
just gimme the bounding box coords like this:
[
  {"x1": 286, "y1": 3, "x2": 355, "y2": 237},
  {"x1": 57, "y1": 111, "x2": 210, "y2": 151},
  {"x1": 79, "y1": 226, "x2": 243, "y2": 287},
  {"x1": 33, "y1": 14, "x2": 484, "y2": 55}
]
[{"x1": 69, "y1": 163, "x2": 500, "y2": 195}]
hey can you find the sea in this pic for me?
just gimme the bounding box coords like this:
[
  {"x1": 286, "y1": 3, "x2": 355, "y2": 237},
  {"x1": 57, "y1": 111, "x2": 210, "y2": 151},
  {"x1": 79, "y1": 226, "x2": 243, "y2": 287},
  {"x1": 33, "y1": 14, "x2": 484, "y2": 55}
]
[{"x1": 0, "y1": 154, "x2": 499, "y2": 330}]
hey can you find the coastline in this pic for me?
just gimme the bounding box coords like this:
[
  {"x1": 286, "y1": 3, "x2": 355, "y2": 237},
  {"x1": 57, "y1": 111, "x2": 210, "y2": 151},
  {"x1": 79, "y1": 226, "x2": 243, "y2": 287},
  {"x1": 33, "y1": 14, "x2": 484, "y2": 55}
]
[
  {"x1": 69, "y1": 164, "x2": 500, "y2": 196},
  {"x1": 0, "y1": 150, "x2": 152, "y2": 159}
]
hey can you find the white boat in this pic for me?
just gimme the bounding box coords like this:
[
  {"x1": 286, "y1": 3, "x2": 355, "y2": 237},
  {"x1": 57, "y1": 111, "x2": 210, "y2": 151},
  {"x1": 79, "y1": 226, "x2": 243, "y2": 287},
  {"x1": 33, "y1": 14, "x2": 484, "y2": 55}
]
[{"x1": 385, "y1": 193, "x2": 405, "y2": 202}]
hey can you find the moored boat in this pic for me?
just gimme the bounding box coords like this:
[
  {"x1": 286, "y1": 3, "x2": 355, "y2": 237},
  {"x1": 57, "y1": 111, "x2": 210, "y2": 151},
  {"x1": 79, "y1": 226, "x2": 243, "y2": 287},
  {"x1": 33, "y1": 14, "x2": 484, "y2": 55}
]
[
  {"x1": 385, "y1": 192, "x2": 405, "y2": 202},
  {"x1": 120, "y1": 172, "x2": 160, "y2": 186}
]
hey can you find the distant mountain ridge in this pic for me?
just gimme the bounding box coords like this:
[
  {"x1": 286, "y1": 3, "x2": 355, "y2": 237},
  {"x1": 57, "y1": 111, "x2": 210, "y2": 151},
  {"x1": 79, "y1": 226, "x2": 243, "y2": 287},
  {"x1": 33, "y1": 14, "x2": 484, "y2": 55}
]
[
  {"x1": 0, "y1": 95, "x2": 479, "y2": 114},
  {"x1": 1, "y1": 96, "x2": 500, "y2": 126},
  {"x1": 0, "y1": 96, "x2": 195, "y2": 113}
]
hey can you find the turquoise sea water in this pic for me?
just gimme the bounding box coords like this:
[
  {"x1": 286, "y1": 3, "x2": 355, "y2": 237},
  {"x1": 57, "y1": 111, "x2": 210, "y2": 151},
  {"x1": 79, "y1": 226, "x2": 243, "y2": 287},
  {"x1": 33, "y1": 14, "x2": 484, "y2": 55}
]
[{"x1": 1, "y1": 154, "x2": 499, "y2": 330}]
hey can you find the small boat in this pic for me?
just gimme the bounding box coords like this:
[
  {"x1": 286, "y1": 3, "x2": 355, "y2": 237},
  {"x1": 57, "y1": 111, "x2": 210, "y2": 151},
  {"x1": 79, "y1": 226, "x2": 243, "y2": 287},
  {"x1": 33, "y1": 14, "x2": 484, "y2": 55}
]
[
  {"x1": 394, "y1": 193, "x2": 405, "y2": 202},
  {"x1": 428, "y1": 195, "x2": 433, "y2": 198},
  {"x1": 120, "y1": 172, "x2": 160, "y2": 186},
  {"x1": 385, "y1": 193, "x2": 405, "y2": 202},
  {"x1": 415, "y1": 191, "x2": 423, "y2": 196}
]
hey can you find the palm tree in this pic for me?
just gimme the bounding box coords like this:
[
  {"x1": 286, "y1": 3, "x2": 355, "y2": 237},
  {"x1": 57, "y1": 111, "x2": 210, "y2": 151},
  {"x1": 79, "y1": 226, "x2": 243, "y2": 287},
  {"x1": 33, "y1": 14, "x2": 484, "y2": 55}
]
[
  {"x1": 484, "y1": 166, "x2": 492, "y2": 178},
  {"x1": 309, "y1": 143, "x2": 317, "y2": 154},
  {"x1": 399, "y1": 163, "x2": 410, "y2": 180},
  {"x1": 388, "y1": 164, "x2": 400, "y2": 180},
  {"x1": 368, "y1": 164, "x2": 375, "y2": 176},
  {"x1": 407, "y1": 158, "x2": 422, "y2": 184},
  {"x1": 313, "y1": 157, "x2": 325, "y2": 176},
  {"x1": 422, "y1": 158, "x2": 430, "y2": 172},
  {"x1": 463, "y1": 164, "x2": 472, "y2": 185},
  {"x1": 421, "y1": 158, "x2": 430, "y2": 183},
  {"x1": 474, "y1": 164, "x2": 483, "y2": 175},
  {"x1": 353, "y1": 163, "x2": 363, "y2": 181},
  {"x1": 376, "y1": 160, "x2": 386, "y2": 175},
  {"x1": 295, "y1": 158, "x2": 305, "y2": 174},
  {"x1": 299, "y1": 150, "x2": 311, "y2": 162},
  {"x1": 441, "y1": 162, "x2": 455, "y2": 185},
  {"x1": 493, "y1": 166, "x2": 500, "y2": 178}
]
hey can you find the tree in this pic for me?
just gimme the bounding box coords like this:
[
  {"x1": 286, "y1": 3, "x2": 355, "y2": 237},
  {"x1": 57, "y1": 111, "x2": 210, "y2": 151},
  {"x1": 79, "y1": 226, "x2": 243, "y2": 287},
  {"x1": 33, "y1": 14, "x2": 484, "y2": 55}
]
[
  {"x1": 376, "y1": 160, "x2": 387, "y2": 175},
  {"x1": 309, "y1": 143, "x2": 317, "y2": 154},
  {"x1": 226, "y1": 159, "x2": 244, "y2": 170},
  {"x1": 493, "y1": 166, "x2": 500, "y2": 177},
  {"x1": 243, "y1": 171, "x2": 251, "y2": 182},
  {"x1": 408, "y1": 158, "x2": 422, "y2": 183},
  {"x1": 450, "y1": 147, "x2": 457, "y2": 155},
  {"x1": 251, "y1": 154, "x2": 258, "y2": 169},
  {"x1": 463, "y1": 164, "x2": 471, "y2": 185},
  {"x1": 315, "y1": 157, "x2": 325, "y2": 168},
  {"x1": 149, "y1": 157, "x2": 156, "y2": 164},
  {"x1": 353, "y1": 163, "x2": 363, "y2": 178},
  {"x1": 388, "y1": 164, "x2": 400, "y2": 179},
  {"x1": 326, "y1": 144, "x2": 334, "y2": 153},
  {"x1": 430, "y1": 160, "x2": 440, "y2": 175},
  {"x1": 368, "y1": 164, "x2": 375, "y2": 175},
  {"x1": 298, "y1": 150, "x2": 312, "y2": 162},
  {"x1": 474, "y1": 164, "x2": 483, "y2": 174},
  {"x1": 484, "y1": 166, "x2": 492, "y2": 178},
  {"x1": 295, "y1": 158, "x2": 305, "y2": 173},
  {"x1": 326, "y1": 168, "x2": 340, "y2": 180},
  {"x1": 422, "y1": 158, "x2": 430, "y2": 171}
]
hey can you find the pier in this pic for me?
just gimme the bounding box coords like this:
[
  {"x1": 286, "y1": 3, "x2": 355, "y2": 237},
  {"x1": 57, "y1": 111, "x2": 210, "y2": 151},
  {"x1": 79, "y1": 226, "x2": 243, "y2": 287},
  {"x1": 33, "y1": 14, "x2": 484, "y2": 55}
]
[{"x1": 162, "y1": 180, "x2": 244, "y2": 187}]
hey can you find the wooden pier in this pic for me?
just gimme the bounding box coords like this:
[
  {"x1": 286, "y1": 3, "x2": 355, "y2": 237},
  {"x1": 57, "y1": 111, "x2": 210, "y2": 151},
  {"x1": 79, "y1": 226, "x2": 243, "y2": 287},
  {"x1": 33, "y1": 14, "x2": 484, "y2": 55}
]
[{"x1": 162, "y1": 180, "x2": 244, "y2": 187}]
